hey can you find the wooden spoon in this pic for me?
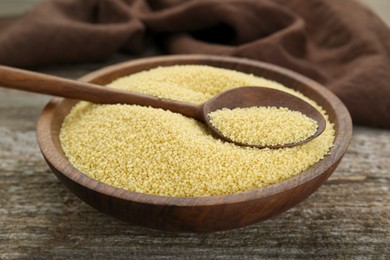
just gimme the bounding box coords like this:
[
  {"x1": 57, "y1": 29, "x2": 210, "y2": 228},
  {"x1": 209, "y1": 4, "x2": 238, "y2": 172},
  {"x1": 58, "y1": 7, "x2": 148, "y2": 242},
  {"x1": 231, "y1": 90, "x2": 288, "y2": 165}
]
[{"x1": 0, "y1": 65, "x2": 325, "y2": 148}]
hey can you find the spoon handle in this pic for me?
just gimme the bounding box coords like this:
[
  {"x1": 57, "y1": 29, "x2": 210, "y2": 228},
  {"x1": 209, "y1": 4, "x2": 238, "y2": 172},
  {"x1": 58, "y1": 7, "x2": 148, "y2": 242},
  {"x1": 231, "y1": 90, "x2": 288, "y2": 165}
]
[{"x1": 0, "y1": 65, "x2": 203, "y2": 120}]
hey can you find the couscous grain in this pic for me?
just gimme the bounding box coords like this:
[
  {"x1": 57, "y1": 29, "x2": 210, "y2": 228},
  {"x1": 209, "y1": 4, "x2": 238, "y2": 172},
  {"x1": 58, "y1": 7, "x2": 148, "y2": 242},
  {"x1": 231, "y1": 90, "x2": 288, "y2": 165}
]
[
  {"x1": 60, "y1": 65, "x2": 335, "y2": 197},
  {"x1": 208, "y1": 106, "x2": 318, "y2": 146}
]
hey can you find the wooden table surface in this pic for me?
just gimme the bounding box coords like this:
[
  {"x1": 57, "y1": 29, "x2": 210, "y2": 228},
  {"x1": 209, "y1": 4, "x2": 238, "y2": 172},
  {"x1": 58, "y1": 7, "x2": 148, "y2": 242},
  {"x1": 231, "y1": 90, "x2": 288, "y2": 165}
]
[{"x1": 1, "y1": 1, "x2": 389, "y2": 259}]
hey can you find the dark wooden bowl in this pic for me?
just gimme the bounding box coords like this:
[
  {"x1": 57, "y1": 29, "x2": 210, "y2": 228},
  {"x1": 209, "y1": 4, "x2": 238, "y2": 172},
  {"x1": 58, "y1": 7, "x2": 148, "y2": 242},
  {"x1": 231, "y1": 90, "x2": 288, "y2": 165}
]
[{"x1": 36, "y1": 55, "x2": 352, "y2": 232}]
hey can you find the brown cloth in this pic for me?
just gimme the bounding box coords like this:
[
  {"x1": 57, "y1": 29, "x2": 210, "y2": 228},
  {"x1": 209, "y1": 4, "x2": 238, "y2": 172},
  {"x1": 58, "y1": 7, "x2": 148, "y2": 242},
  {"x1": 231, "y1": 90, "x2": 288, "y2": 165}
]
[{"x1": 0, "y1": 0, "x2": 389, "y2": 128}]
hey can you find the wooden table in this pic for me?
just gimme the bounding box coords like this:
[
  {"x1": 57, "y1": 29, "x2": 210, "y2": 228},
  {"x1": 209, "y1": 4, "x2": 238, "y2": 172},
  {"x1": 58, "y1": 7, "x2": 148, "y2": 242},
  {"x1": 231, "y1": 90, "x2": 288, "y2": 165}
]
[{"x1": 1, "y1": 1, "x2": 389, "y2": 259}]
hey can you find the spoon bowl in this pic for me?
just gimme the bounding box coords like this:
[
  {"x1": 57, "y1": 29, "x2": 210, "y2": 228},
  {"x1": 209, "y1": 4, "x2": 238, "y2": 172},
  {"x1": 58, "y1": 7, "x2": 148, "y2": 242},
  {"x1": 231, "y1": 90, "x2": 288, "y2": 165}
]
[
  {"x1": 34, "y1": 55, "x2": 352, "y2": 232},
  {"x1": 202, "y1": 86, "x2": 326, "y2": 148}
]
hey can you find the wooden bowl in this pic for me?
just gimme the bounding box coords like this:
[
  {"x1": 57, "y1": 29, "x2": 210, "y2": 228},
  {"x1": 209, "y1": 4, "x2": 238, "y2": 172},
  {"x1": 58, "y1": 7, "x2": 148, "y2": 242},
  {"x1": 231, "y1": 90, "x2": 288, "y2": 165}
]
[{"x1": 36, "y1": 55, "x2": 352, "y2": 232}]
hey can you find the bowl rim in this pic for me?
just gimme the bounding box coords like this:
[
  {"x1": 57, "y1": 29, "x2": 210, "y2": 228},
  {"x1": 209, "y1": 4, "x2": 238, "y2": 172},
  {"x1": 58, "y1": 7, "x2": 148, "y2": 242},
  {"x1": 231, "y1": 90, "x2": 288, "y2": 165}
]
[{"x1": 37, "y1": 54, "x2": 352, "y2": 207}]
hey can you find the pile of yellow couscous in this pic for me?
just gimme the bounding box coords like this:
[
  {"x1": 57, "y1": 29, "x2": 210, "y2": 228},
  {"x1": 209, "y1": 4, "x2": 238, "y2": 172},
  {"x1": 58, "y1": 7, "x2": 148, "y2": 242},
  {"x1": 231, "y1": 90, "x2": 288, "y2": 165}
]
[
  {"x1": 60, "y1": 65, "x2": 335, "y2": 197},
  {"x1": 208, "y1": 106, "x2": 318, "y2": 146}
]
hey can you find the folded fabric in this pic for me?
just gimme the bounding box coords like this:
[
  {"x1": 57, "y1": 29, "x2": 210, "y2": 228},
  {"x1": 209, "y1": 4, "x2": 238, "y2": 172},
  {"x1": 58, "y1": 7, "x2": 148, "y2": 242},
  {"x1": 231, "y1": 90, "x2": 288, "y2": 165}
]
[{"x1": 0, "y1": 0, "x2": 389, "y2": 128}]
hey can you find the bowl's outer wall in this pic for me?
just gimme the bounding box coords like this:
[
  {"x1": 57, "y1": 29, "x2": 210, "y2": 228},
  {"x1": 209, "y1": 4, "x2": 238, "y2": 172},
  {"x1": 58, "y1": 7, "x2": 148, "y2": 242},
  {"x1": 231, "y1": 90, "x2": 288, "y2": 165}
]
[
  {"x1": 45, "y1": 158, "x2": 342, "y2": 232},
  {"x1": 37, "y1": 55, "x2": 352, "y2": 232}
]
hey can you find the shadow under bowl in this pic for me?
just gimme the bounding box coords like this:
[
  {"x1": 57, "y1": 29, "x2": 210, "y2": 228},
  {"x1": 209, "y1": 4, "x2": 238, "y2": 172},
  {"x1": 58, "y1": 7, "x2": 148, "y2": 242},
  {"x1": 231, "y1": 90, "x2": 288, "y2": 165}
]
[{"x1": 36, "y1": 55, "x2": 352, "y2": 232}]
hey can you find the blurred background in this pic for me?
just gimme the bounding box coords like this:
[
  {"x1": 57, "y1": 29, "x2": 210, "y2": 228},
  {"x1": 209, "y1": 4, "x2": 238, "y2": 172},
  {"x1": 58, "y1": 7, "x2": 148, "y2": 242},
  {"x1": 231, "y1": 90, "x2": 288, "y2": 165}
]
[{"x1": 1, "y1": 0, "x2": 390, "y2": 26}]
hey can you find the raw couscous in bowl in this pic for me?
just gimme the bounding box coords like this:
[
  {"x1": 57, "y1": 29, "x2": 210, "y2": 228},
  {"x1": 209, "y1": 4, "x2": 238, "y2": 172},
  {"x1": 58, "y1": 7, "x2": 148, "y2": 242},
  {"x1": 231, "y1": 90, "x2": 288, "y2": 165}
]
[{"x1": 36, "y1": 55, "x2": 352, "y2": 232}]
